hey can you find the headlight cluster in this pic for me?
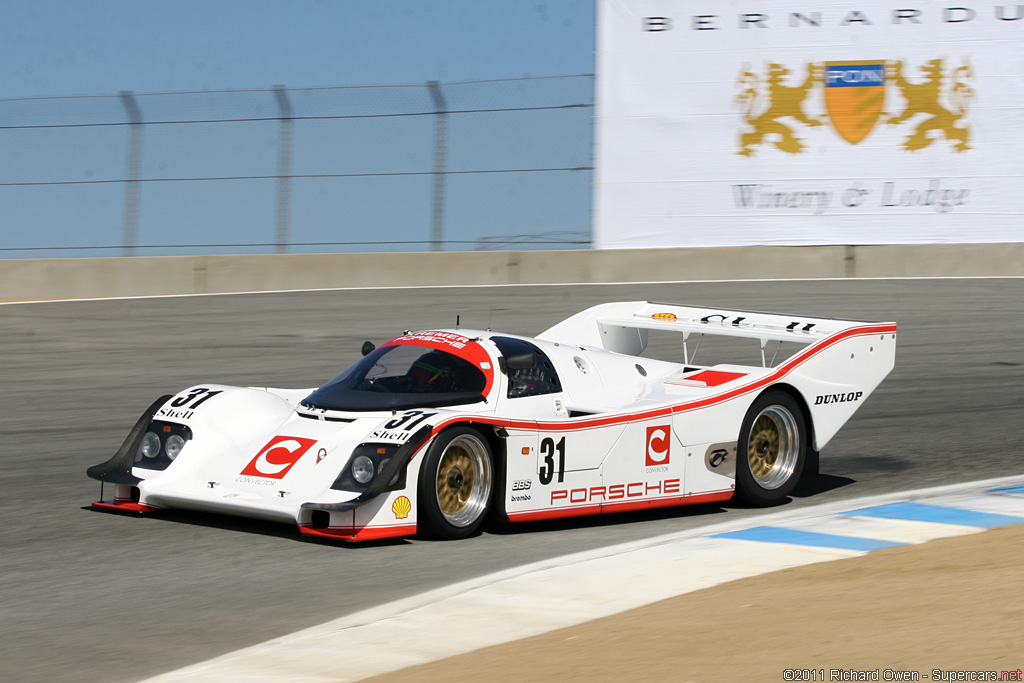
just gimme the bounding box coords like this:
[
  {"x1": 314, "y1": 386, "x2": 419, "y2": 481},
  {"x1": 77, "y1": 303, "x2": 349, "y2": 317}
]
[
  {"x1": 134, "y1": 421, "x2": 193, "y2": 471},
  {"x1": 332, "y1": 443, "x2": 405, "y2": 493}
]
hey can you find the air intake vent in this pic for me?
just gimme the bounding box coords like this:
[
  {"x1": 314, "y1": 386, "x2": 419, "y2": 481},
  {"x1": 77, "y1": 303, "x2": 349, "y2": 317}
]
[{"x1": 297, "y1": 411, "x2": 354, "y2": 423}]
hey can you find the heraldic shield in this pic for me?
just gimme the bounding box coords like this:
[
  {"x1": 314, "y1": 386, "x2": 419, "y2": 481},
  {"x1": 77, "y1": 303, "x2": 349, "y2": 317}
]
[{"x1": 824, "y1": 61, "x2": 887, "y2": 144}]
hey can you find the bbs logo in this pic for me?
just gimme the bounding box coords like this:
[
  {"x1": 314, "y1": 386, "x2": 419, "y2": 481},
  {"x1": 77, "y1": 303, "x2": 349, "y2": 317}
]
[{"x1": 512, "y1": 479, "x2": 532, "y2": 491}]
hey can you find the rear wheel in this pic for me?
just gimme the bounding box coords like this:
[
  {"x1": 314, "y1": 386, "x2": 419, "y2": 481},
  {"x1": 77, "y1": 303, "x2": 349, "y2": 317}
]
[
  {"x1": 418, "y1": 426, "x2": 494, "y2": 539},
  {"x1": 735, "y1": 391, "x2": 807, "y2": 506}
]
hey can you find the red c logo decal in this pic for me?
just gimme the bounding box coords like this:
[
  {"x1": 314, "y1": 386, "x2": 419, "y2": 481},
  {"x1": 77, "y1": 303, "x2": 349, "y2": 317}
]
[
  {"x1": 646, "y1": 425, "x2": 671, "y2": 466},
  {"x1": 240, "y1": 436, "x2": 317, "y2": 479}
]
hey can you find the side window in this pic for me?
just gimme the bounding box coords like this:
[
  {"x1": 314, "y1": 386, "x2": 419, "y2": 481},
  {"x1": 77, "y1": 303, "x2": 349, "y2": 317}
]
[{"x1": 491, "y1": 336, "x2": 562, "y2": 399}]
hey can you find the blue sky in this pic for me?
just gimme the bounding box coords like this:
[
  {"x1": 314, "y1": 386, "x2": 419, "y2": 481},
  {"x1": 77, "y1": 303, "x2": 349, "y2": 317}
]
[
  {"x1": 1, "y1": 1, "x2": 597, "y2": 257},
  {"x1": 1, "y1": 1, "x2": 595, "y2": 97}
]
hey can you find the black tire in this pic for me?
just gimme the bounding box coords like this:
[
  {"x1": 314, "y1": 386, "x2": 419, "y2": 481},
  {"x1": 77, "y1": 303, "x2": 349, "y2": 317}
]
[
  {"x1": 735, "y1": 390, "x2": 807, "y2": 506},
  {"x1": 417, "y1": 426, "x2": 494, "y2": 539}
]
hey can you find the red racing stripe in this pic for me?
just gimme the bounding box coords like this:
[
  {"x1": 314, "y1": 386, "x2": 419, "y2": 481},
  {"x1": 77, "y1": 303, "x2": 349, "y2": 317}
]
[{"x1": 425, "y1": 323, "x2": 897, "y2": 435}]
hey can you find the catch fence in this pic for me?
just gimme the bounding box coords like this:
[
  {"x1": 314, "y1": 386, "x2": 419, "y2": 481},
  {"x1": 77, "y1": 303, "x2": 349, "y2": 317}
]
[{"x1": 0, "y1": 74, "x2": 593, "y2": 258}]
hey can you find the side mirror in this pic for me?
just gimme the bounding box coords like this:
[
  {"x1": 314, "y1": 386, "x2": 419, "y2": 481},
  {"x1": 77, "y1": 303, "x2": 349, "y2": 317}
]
[
  {"x1": 504, "y1": 352, "x2": 536, "y2": 370},
  {"x1": 361, "y1": 341, "x2": 376, "y2": 357}
]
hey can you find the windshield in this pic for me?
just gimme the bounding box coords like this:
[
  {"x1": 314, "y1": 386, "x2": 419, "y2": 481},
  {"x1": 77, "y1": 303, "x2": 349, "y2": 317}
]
[{"x1": 302, "y1": 344, "x2": 487, "y2": 412}]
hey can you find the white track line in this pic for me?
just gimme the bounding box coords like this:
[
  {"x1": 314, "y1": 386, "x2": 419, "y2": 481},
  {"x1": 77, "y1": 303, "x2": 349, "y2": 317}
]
[
  {"x1": 3, "y1": 276, "x2": 1021, "y2": 306},
  {"x1": 138, "y1": 474, "x2": 1024, "y2": 683}
]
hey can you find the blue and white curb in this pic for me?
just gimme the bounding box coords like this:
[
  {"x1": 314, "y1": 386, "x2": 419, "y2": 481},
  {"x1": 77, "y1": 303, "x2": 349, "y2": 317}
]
[{"x1": 141, "y1": 475, "x2": 1024, "y2": 683}]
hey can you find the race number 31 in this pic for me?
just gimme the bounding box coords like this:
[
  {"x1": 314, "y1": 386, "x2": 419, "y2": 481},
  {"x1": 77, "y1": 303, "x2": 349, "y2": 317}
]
[{"x1": 538, "y1": 436, "x2": 566, "y2": 485}]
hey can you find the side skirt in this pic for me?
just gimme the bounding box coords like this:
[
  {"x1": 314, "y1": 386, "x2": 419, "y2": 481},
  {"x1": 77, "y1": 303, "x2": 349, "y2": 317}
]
[{"x1": 507, "y1": 489, "x2": 734, "y2": 523}]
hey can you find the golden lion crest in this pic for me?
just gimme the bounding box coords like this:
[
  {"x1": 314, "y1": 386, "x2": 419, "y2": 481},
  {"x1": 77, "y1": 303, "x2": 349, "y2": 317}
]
[
  {"x1": 736, "y1": 58, "x2": 973, "y2": 155},
  {"x1": 736, "y1": 62, "x2": 822, "y2": 156},
  {"x1": 886, "y1": 59, "x2": 973, "y2": 152}
]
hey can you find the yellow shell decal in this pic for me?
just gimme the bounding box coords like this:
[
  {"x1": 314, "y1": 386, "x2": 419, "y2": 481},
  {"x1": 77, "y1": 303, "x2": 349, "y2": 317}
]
[{"x1": 392, "y1": 496, "x2": 412, "y2": 520}]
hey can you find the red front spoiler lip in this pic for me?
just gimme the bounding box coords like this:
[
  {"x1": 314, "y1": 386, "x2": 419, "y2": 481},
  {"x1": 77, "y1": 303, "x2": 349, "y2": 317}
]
[
  {"x1": 299, "y1": 523, "x2": 416, "y2": 542},
  {"x1": 92, "y1": 500, "x2": 160, "y2": 514}
]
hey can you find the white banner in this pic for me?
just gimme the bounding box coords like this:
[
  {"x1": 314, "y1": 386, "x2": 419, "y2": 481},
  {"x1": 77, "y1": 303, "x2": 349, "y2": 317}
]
[{"x1": 594, "y1": 1, "x2": 1024, "y2": 248}]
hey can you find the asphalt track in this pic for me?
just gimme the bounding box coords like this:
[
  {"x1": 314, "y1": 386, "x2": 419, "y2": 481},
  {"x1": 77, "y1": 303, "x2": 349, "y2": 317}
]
[{"x1": 2, "y1": 279, "x2": 1023, "y2": 683}]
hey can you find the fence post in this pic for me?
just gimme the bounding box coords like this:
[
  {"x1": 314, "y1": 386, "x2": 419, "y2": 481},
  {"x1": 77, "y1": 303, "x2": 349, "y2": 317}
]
[
  {"x1": 273, "y1": 85, "x2": 294, "y2": 254},
  {"x1": 119, "y1": 91, "x2": 143, "y2": 257},
  {"x1": 427, "y1": 81, "x2": 448, "y2": 252}
]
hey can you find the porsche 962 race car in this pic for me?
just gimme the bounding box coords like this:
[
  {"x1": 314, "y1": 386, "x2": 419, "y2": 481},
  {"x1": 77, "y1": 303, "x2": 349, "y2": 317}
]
[{"x1": 88, "y1": 301, "x2": 896, "y2": 541}]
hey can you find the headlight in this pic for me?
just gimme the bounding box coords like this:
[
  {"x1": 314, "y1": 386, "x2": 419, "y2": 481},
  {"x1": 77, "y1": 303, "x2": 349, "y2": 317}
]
[
  {"x1": 165, "y1": 434, "x2": 186, "y2": 460},
  {"x1": 332, "y1": 443, "x2": 406, "y2": 493},
  {"x1": 134, "y1": 421, "x2": 193, "y2": 472},
  {"x1": 351, "y1": 455, "x2": 375, "y2": 484},
  {"x1": 140, "y1": 432, "x2": 161, "y2": 459}
]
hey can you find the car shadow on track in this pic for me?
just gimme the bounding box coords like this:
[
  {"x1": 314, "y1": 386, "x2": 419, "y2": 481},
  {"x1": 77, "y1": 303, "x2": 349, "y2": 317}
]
[
  {"x1": 722, "y1": 474, "x2": 857, "y2": 510},
  {"x1": 81, "y1": 505, "x2": 414, "y2": 548},
  {"x1": 485, "y1": 502, "x2": 733, "y2": 537},
  {"x1": 82, "y1": 474, "x2": 857, "y2": 548},
  {"x1": 487, "y1": 474, "x2": 858, "y2": 536},
  {"x1": 789, "y1": 473, "x2": 857, "y2": 498}
]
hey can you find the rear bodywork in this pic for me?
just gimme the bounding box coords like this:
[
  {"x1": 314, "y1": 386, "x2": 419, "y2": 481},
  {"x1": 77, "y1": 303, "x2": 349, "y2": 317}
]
[{"x1": 89, "y1": 301, "x2": 896, "y2": 541}]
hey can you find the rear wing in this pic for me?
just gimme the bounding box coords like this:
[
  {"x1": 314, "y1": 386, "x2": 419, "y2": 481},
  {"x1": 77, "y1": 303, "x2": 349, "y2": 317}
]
[{"x1": 537, "y1": 301, "x2": 891, "y2": 367}]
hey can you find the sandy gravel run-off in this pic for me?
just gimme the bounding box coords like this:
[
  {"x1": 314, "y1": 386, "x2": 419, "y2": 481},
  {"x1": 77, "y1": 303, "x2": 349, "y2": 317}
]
[{"x1": 363, "y1": 525, "x2": 1024, "y2": 683}]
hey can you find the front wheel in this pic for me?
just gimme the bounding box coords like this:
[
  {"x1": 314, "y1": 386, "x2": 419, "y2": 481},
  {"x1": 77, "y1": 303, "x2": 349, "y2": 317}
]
[
  {"x1": 417, "y1": 426, "x2": 494, "y2": 539},
  {"x1": 735, "y1": 391, "x2": 807, "y2": 506}
]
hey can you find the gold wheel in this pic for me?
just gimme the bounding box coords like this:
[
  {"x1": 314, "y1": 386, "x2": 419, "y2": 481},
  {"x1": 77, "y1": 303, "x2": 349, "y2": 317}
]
[
  {"x1": 433, "y1": 433, "x2": 491, "y2": 528},
  {"x1": 746, "y1": 405, "x2": 799, "y2": 490}
]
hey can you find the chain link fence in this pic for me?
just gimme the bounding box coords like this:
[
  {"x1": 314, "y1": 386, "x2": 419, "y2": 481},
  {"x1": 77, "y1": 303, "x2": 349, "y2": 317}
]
[{"x1": 0, "y1": 75, "x2": 593, "y2": 258}]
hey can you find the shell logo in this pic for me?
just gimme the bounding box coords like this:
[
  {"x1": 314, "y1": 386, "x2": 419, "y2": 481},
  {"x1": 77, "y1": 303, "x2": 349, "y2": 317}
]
[{"x1": 392, "y1": 496, "x2": 412, "y2": 520}]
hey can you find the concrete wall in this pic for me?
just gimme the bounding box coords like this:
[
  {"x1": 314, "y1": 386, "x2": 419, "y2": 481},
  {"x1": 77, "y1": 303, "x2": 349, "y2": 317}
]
[{"x1": 2, "y1": 243, "x2": 1023, "y2": 301}]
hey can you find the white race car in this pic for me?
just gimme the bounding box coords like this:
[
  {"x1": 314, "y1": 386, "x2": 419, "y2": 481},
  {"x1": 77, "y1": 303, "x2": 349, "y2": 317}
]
[{"x1": 88, "y1": 301, "x2": 896, "y2": 541}]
